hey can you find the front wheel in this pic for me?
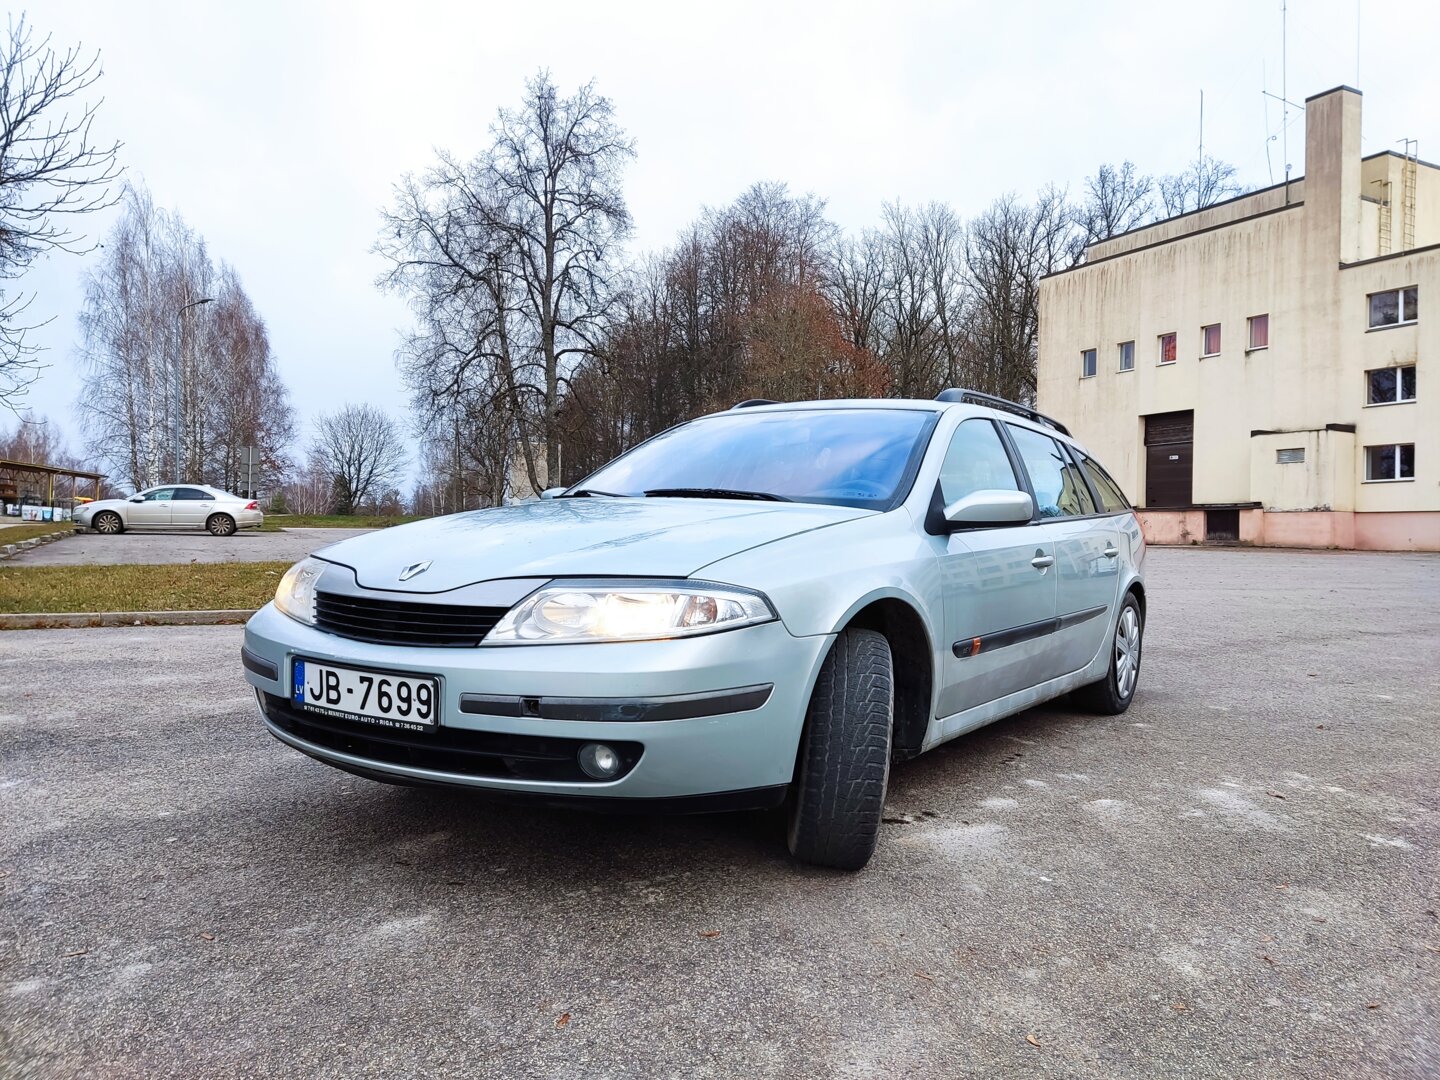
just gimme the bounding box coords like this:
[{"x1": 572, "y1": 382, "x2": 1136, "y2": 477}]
[
  {"x1": 207, "y1": 513, "x2": 236, "y2": 537},
  {"x1": 1072, "y1": 593, "x2": 1144, "y2": 715},
  {"x1": 93, "y1": 511, "x2": 123, "y2": 535},
  {"x1": 786, "y1": 628, "x2": 893, "y2": 871}
]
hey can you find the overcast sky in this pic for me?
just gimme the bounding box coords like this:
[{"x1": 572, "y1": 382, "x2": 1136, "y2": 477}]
[{"x1": 16, "y1": 0, "x2": 1440, "y2": 478}]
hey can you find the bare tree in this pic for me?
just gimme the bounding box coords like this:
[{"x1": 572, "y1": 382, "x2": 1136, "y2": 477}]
[
  {"x1": 1073, "y1": 161, "x2": 1154, "y2": 251},
  {"x1": 0, "y1": 15, "x2": 122, "y2": 406},
  {"x1": 311, "y1": 404, "x2": 408, "y2": 515},
  {"x1": 1159, "y1": 155, "x2": 1246, "y2": 216},
  {"x1": 378, "y1": 71, "x2": 633, "y2": 497},
  {"x1": 77, "y1": 182, "x2": 293, "y2": 492}
]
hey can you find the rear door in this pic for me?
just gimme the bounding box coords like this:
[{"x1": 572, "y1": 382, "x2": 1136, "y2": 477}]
[
  {"x1": 934, "y1": 418, "x2": 1059, "y2": 722},
  {"x1": 171, "y1": 486, "x2": 216, "y2": 528},
  {"x1": 1004, "y1": 425, "x2": 1122, "y2": 677},
  {"x1": 127, "y1": 487, "x2": 175, "y2": 528}
]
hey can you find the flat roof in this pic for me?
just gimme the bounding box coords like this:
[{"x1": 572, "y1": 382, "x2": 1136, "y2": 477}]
[{"x1": 0, "y1": 458, "x2": 107, "y2": 481}]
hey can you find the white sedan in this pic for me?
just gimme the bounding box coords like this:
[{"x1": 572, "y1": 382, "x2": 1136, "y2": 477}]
[{"x1": 76, "y1": 485, "x2": 264, "y2": 536}]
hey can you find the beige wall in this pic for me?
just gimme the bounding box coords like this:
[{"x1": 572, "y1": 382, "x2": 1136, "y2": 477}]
[{"x1": 1038, "y1": 86, "x2": 1438, "y2": 546}]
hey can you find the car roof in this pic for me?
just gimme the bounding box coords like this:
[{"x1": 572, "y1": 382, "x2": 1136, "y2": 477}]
[{"x1": 700, "y1": 397, "x2": 1084, "y2": 449}]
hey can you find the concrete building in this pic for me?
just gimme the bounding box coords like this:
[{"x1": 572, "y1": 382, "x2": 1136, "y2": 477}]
[{"x1": 1038, "y1": 86, "x2": 1438, "y2": 551}]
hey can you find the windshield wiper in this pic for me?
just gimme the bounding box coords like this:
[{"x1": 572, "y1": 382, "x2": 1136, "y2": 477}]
[
  {"x1": 557, "y1": 488, "x2": 635, "y2": 498},
  {"x1": 643, "y1": 487, "x2": 791, "y2": 502}
]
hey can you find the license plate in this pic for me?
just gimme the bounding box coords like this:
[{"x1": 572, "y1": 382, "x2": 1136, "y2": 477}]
[{"x1": 292, "y1": 658, "x2": 439, "y2": 730}]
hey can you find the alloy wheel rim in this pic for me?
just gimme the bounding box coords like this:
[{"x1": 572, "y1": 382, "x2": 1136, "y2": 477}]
[
  {"x1": 1114, "y1": 607, "x2": 1141, "y2": 699},
  {"x1": 98, "y1": 515, "x2": 119, "y2": 534}
]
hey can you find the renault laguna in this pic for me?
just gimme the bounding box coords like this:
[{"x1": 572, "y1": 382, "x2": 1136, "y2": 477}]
[{"x1": 241, "y1": 390, "x2": 1146, "y2": 869}]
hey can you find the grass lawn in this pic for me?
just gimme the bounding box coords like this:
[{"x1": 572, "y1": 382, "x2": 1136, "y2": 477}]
[
  {"x1": 0, "y1": 561, "x2": 291, "y2": 614},
  {"x1": 0, "y1": 523, "x2": 79, "y2": 546},
  {"x1": 261, "y1": 514, "x2": 423, "y2": 530}
]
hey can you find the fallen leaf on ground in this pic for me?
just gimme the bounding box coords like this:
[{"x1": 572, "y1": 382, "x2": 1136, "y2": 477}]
[
  {"x1": 1273, "y1": 883, "x2": 1290, "y2": 890},
  {"x1": 1266, "y1": 792, "x2": 1286, "y2": 800},
  {"x1": 555, "y1": 1012, "x2": 571, "y2": 1028},
  {"x1": 1260, "y1": 934, "x2": 1275, "y2": 943},
  {"x1": 198, "y1": 932, "x2": 215, "y2": 941},
  {"x1": 64, "y1": 948, "x2": 88, "y2": 957},
  {"x1": 1025, "y1": 1033, "x2": 1041, "y2": 1048},
  {"x1": 1171, "y1": 1002, "x2": 1187, "y2": 1011},
  {"x1": 913, "y1": 971, "x2": 934, "y2": 982},
  {"x1": 698, "y1": 930, "x2": 721, "y2": 938},
  {"x1": 1365, "y1": 1002, "x2": 1381, "y2": 1009},
  {"x1": 1260, "y1": 954, "x2": 1276, "y2": 965},
  {"x1": 1424, "y1": 944, "x2": 1440, "y2": 953}
]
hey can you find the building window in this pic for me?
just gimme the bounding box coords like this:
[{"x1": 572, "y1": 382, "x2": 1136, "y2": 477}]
[
  {"x1": 1368, "y1": 286, "x2": 1419, "y2": 328},
  {"x1": 1248, "y1": 314, "x2": 1269, "y2": 350},
  {"x1": 1118, "y1": 341, "x2": 1134, "y2": 371},
  {"x1": 1201, "y1": 324, "x2": 1221, "y2": 357},
  {"x1": 1158, "y1": 332, "x2": 1176, "y2": 365},
  {"x1": 1081, "y1": 348, "x2": 1097, "y2": 378},
  {"x1": 1366, "y1": 365, "x2": 1417, "y2": 405},
  {"x1": 1364, "y1": 443, "x2": 1415, "y2": 482},
  {"x1": 1276, "y1": 448, "x2": 1305, "y2": 464}
]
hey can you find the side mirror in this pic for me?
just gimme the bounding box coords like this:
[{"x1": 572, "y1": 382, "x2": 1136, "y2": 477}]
[
  {"x1": 538, "y1": 487, "x2": 565, "y2": 500},
  {"x1": 942, "y1": 489, "x2": 1034, "y2": 528},
  {"x1": 129, "y1": 495, "x2": 145, "y2": 503}
]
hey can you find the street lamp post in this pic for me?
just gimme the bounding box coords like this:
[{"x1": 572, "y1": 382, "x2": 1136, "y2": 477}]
[{"x1": 176, "y1": 297, "x2": 214, "y2": 483}]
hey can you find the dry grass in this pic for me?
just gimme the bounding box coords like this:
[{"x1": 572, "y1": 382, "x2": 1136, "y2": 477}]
[
  {"x1": 0, "y1": 561, "x2": 292, "y2": 615},
  {"x1": 0, "y1": 523, "x2": 78, "y2": 546}
]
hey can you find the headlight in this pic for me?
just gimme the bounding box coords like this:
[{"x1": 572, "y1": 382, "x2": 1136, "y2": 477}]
[
  {"x1": 484, "y1": 580, "x2": 776, "y2": 644},
  {"x1": 275, "y1": 557, "x2": 327, "y2": 625}
]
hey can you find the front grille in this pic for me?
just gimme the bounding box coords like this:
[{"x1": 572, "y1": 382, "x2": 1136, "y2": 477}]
[
  {"x1": 262, "y1": 693, "x2": 642, "y2": 782},
  {"x1": 314, "y1": 591, "x2": 508, "y2": 647}
]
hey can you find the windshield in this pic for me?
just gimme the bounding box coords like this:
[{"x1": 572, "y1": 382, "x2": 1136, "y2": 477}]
[{"x1": 570, "y1": 408, "x2": 938, "y2": 510}]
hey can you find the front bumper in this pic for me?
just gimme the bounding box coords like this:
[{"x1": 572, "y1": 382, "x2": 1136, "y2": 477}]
[{"x1": 241, "y1": 602, "x2": 832, "y2": 801}]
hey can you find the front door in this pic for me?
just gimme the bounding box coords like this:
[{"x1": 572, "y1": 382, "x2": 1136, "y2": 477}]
[
  {"x1": 933, "y1": 419, "x2": 1060, "y2": 721},
  {"x1": 1144, "y1": 410, "x2": 1194, "y2": 507},
  {"x1": 128, "y1": 487, "x2": 175, "y2": 527}
]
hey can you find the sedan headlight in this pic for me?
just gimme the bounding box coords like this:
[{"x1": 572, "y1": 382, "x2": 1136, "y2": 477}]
[
  {"x1": 275, "y1": 557, "x2": 327, "y2": 625},
  {"x1": 484, "y1": 580, "x2": 776, "y2": 644}
]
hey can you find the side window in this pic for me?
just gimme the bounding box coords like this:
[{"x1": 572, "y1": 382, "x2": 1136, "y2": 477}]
[
  {"x1": 175, "y1": 488, "x2": 211, "y2": 501},
  {"x1": 1076, "y1": 452, "x2": 1132, "y2": 513},
  {"x1": 144, "y1": 488, "x2": 176, "y2": 502},
  {"x1": 1006, "y1": 425, "x2": 1095, "y2": 518},
  {"x1": 938, "y1": 419, "x2": 1020, "y2": 506}
]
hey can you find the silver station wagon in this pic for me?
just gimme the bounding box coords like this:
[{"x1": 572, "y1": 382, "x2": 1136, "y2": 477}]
[{"x1": 242, "y1": 390, "x2": 1146, "y2": 870}]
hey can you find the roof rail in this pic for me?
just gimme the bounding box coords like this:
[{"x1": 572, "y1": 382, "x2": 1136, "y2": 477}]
[
  {"x1": 934, "y1": 388, "x2": 1071, "y2": 436},
  {"x1": 730, "y1": 398, "x2": 778, "y2": 409}
]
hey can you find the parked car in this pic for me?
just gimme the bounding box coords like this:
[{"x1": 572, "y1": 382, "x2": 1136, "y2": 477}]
[
  {"x1": 242, "y1": 390, "x2": 1146, "y2": 869},
  {"x1": 76, "y1": 485, "x2": 263, "y2": 536}
]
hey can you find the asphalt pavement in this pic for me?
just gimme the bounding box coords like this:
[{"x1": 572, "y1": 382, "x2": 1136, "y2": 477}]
[
  {"x1": 1, "y1": 547, "x2": 1436, "y2": 1078},
  {"x1": 4, "y1": 527, "x2": 373, "y2": 567}
]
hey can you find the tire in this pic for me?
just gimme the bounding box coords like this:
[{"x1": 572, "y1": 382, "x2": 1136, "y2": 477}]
[
  {"x1": 207, "y1": 513, "x2": 236, "y2": 537},
  {"x1": 786, "y1": 628, "x2": 893, "y2": 871},
  {"x1": 93, "y1": 511, "x2": 123, "y2": 535},
  {"x1": 1072, "y1": 592, "x2": 1144, "y2": 715}
]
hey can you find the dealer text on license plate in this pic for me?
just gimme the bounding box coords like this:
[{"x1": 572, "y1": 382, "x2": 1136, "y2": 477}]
[{"x1": 293, "y1": 658, "x2": 439, "y2": 728}]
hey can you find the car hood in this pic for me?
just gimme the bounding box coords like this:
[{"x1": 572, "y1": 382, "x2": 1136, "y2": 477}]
[
  {"x1": 78, "y1": 498, "x2": 130, "y2": 514},
  {"x1": 313, "y1": 498, "x2": 871, "y2": 593}
]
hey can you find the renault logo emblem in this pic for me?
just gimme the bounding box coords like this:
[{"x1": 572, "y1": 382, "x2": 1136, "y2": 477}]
[{"x1": 398, "y1": 560, "x2": 432, "y2": 582}]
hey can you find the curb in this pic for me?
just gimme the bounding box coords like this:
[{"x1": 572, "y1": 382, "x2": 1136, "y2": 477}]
[
  {"x1": 0, "y1": 609, "x2": 256, "y2": 630},
  {"x1": 0, "y1": 527, "x2": 78, "y2": 559}
]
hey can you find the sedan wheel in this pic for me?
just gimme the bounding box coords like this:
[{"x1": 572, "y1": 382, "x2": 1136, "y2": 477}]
[
  {"x1": 1072, "y1": 592, "x2": 1143, "y2": 715},
  {"x1": 94, "y1": 511, "x2": 123, "y2": 535},
  {"x1": 207, "y1": 513, "x2": 236, "y2": 537}
]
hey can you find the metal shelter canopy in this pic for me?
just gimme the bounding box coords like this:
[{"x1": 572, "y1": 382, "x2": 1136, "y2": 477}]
[{"x1": 0, "y1": 458, "x2": 107, "y2": 505}]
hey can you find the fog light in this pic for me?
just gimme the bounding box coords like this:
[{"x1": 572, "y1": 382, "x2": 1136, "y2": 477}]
[{"x1": 578, "y1": 743, "x2": 622, "y2": 780}]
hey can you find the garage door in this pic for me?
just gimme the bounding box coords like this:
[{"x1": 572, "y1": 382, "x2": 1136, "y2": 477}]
[{"x1": 1144, "y1": 411, "x2": 1193, "y2": 508}]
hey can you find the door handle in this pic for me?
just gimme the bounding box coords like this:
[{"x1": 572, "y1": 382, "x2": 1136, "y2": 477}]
[
  {"x1": 1031, "y1": 552, "x2": 1054, "y2": 570},
  {"x1": 1103, "y1": 545, "x2": 1120, "y2": 559}
]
